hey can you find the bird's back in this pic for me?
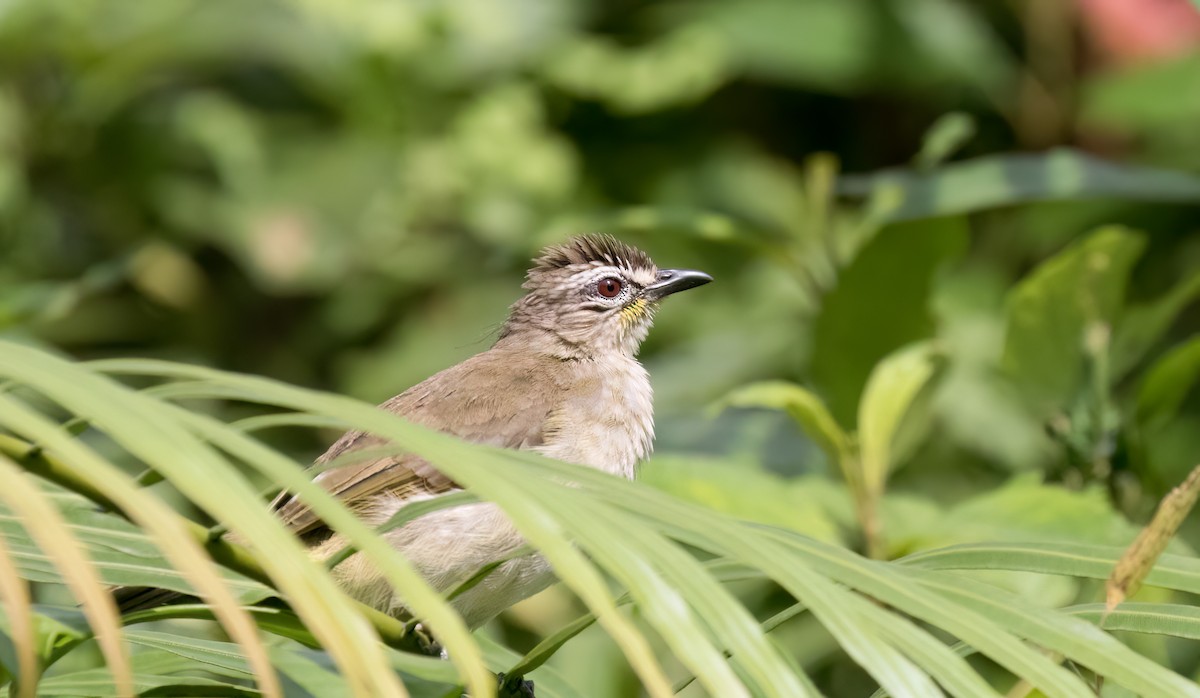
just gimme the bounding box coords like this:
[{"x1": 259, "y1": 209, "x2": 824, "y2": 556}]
[{"x1": 273, "y1": 339, "x2": 652, "y2": 535}]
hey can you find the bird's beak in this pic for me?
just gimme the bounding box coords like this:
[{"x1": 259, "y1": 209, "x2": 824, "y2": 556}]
[{"x1": 643, "y1": 268, "x2": 713, "y2": 301}]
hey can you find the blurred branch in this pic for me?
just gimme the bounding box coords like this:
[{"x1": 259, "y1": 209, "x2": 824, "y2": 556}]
[{"x1": 0, "y1": 433, "x2": 432, "y2": 654}]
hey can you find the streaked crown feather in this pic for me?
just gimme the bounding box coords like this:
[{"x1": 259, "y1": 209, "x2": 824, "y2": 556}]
[{"x1": 531, "y1": 234, "x2": 655, "y2": 275}]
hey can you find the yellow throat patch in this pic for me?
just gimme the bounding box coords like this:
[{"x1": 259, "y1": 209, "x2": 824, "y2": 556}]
[{"x1": 621, "y1": 298, "x2": 650, "y2": 326}]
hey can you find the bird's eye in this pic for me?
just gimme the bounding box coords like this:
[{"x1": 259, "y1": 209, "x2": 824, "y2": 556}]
[{"x1": 597, "y1": 277, "x2": 622, "y2": 298}]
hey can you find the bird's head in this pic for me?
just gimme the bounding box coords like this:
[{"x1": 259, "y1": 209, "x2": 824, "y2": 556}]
[{"x1": 499, "y1": 234, "x2": 712, "y2": 358}]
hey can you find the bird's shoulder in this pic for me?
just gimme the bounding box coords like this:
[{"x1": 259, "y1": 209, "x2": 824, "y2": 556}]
[{"x1": 379, "y1": 348, "x2": 574, "y2": 445}]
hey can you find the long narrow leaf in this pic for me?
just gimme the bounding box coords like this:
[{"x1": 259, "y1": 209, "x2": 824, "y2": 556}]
[
  {"x1": 0, "y1": 372, "x2": 289, "y2": 697},
  {"x1": 0, "y1": 524, "x2": 39, "y2": 698},
  {"x1": 900, "y1": 541, "x2": 1200, "y2": 594},
  {"x1": 0, "y1": 457, "x2": 133, "y2": 698}
]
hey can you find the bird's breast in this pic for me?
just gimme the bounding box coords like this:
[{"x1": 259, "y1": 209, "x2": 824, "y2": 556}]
[{"x1": 537, "y1": 358, "x2": 653, "y2": 479}]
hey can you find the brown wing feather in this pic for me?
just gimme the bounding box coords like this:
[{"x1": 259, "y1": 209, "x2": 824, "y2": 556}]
[{"x1": 271, "y1": 349, "x2": 564, "y2": 536}]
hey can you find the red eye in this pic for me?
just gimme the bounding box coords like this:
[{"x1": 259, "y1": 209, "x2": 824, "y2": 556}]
[{"x1": 597, "y1": 277, "x2": 622, "y2": 298}]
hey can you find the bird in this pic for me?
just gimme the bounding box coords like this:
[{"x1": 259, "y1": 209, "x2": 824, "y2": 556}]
[{"x1": 118, "y1": 234, "x2": 711, "y2": 631}]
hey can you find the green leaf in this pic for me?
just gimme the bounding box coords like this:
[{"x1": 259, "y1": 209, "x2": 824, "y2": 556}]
[
  {"x1": 913, "y1": 112, "x2": 976, "y2": 170},
  {"x1": 810, "y1": 217, "x2": 967, "y2": 425},
  {"x1": 890, "y1": 476, "x2": 1140, "y2": 551},
  {"x1": 0, "y1": 487, "x2": 269, "y2": 601},
  {"x1": 681, "y1": 0, "x2": 878, "y2": 92},
  {"x1": 857, "y1": 341, "x2": 940, "y2": 495},
  {"x1": 596, "y1": 488, "x2": 1096, "y2": 696},
  {"x1": 1113, "y1": 274, "x2": 1200, "y2": 378},
  {"x1": 1069, "y1": 603, "x2": 1200, "y2": 640},
  {"x1": 1136, "y1": 335, "x2": 1200, "y2": 428},
  {"x1": 900, "y1": 541, "x2": 1200, "y2": 595},
  {"x1": 0, "y1": 348, "x2": 441, "y2": 697},
  {"x1": 475, "y1": 633, "x2": 585, "y2": 698},
  {"x1": 841, "y1": 149, "x2": 1200, "y2": 223},
  {"x1": 6, "y1": 342, "x2": 1198, "y2": 697},
  {"x1": 1081, "y1": 53, "x2": 1200, "y2": 131},
  {"x1": 1002, "y1": 226, "x2": 1145, "y2": 412},
  {"x1": 33, "y1": 670, "x2": 259, "y2": 697},
  {"x1": 891, "y1": 0, "x2": 1016, "y2": 100},
  {"x1": 0, "y1": 603, "x2": 91, "y2": 673},
  {"x1": 539, "y1": 28, "x2": 729, "y2": 115},
  {"x1": 716, "y1": 382, "x2": 852, "y2": 474},
  {"x1": 640, "y1": 457, "x2": 846, "y2": 544}
]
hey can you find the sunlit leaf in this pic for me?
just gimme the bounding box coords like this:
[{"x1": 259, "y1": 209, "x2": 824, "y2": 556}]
[
  {"x1": 857, "y1": 341, "x2": 940, "y2": 496},
  {"x1": 913, "y1": 112, "x2": 976, "y2": 170},
  {"x1": 0, "y1": 458, "x2": 133, "y2": 697},
  {"x1": 716, "y1": 382, "x2": 852, "y2": 475},
  {"x1": 0, "y1": 484, "x2": 269, "y2": 601},
  {"x1": 0, "y1": 535, "x2": 36, "y2": 698},
  {"x1": 1002, "y1": 226, "x2": 1144, "y2": 412},
  {"x1": 841, "y1": 150, "x2": 1200, "y2": 223}
]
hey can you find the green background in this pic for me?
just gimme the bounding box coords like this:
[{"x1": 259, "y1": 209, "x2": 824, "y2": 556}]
[{"x1": 3, "y1": 0, "x2": 1200, "y2": 694}]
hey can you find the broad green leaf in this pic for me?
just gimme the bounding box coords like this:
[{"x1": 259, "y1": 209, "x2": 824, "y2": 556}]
[
  {"x1": 1002, "y1": 227, "x2": 1144, "y2": 412},
  {"x1": 891, "y1": 0, "x2": 1016, "y2": 100},
  {"x1": 841, "y1": 149, "x2": 1200, "y2": 223},
  {"x1": 640, "y1": 456, "x2": 845, "y2": 544},
  {"x1": 811, "y1": 217, "x2": 967, "y2": 425},
  {"x1": 682, "y1": 0, "x2": 877, "y2": 91},
  {"x1": 714, "y1": 383, "x2": 852, "y2": 476},
  {"x1": 889, "y1": 476, "x2": 1140, "y2": 552},
  {"x1": 1113, "y1": 274, "x2": 1200, "y2": 378},
  {"x1": 857, "y1": 341, "x2": 939, "y2": 495},
  {"x1": 1136, "y1": 335, "x2": 1200, "y2": 428},
  {"x1": 1081, "y1": 53, "x2": 1200, "y2": 131}
]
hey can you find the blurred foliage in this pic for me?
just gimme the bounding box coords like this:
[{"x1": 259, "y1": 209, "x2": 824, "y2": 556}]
[{"x1": 3, "y1": 0, "x2": 1200, "y2": 695}]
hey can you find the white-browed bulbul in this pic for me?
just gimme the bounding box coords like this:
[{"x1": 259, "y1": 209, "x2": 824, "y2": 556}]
[{"x1": 121, "y1": 234, "x2": 711, "y2": 630}]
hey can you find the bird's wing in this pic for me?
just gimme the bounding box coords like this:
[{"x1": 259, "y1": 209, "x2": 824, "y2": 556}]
[{"x1": 271, "y1": 350, "x2": 563, "y2": 536}]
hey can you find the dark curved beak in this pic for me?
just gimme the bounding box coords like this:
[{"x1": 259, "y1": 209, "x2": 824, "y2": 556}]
[{"x1": 644, "y1": 268, "x2": 713, "y2": 301}]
